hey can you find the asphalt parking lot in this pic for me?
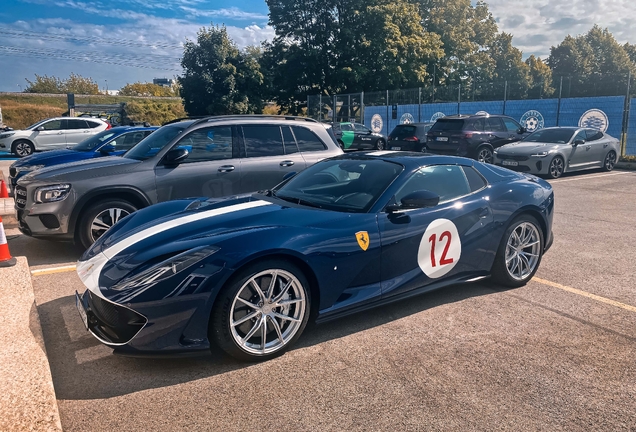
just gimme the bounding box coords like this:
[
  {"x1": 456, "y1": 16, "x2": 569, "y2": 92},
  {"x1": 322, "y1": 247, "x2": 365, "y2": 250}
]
[{"x1": 10, "y1": 169, "x2": 636, "y2": 431}]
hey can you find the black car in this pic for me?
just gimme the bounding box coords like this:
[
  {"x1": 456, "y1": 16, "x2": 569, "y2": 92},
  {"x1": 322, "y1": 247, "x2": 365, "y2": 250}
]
[
  {"x1": 426, "y1": 114, "x2": 529, "y2": 163},
  {"x1": 388, "y1": 123, "x2": 433, "y2": 152},
  {"x1": 332, "y1": 122, "x2": 387, "y2": 151}
]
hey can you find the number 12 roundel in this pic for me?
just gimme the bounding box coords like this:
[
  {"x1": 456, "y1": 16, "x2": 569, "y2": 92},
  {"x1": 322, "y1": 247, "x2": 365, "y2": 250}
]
[{"x1": 417, "y1": 218, "x2": 461, "y2": 279}]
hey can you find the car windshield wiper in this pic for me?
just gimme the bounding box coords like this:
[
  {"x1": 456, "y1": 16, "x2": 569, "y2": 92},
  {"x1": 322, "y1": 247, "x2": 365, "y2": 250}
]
[{"x1": 274, "y1": 194, "x2": 323, "y2": 209}]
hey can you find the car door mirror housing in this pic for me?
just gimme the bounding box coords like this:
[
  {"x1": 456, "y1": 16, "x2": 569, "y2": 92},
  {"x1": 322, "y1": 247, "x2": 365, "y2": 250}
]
[
  {"x1": 36, "y1": 126, "x2": 45, "y2": 131},
  {"x1": 163, "y1": 148, "x2": 189, "y2": 165},
  {"x1": 387, "y1": 190, "x2": 440, "y2": 212},
  {"x1": 573, "y1": 139, "x2": 585, "y2": 146},
  {"x1": 99, "y1": 144, "x2": 115, "y2": 154},
  {"x1": 518, "y1": 127, "x2": 527, "y2": 134}
]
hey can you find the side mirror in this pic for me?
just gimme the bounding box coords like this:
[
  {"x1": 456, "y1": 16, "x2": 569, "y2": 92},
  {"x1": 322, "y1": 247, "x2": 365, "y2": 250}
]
[
  {"x1": 36, "y1": 126, "x2": 45, "y2": 131},
  {"x1": 518, "y1": 127, "x2": 527, "y2": 134},
  {"x1": 99, "y1": 144, "x2": 115, "y2": 154},
  {"x1": 163, "y1": 148, "x2": 189, "y2": 166},
  {"x1": 573, "y1": 139, "x2": 585, "y2": 146},
  {"x1": 386, "y1": 190, "x2": 440, "y2": 212}
]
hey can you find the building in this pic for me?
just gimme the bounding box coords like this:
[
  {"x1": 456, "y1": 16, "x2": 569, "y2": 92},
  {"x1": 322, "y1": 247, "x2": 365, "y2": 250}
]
[{"x1": 153, "y1": 78, "x2": 176, "y2": 87}]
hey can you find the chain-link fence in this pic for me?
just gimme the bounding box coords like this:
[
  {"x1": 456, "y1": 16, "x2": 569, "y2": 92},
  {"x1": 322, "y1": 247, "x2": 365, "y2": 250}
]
[{"x1": 308, "y1": 74, "x2": 636, "y2": 156}]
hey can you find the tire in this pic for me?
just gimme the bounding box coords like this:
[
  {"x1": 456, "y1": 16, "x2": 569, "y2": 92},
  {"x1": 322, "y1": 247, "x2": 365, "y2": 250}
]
[
  {"x1": 78, "y1": 200, "x2": 137, "y2": 249},
  {"x1": 547, "y1": 155, "x2": 565, "y2": 179},
  {"x1": 12, "y1": 140, "x2": 34, "y2": 157},
  {"x1": 476, "y1": 145, "x2": 494, "y2": 164},
  {"x1": 602, "y1": 150, "x2": 617, "y2": 172},
  {"x1": 491, "y1": 214, "x2": 544, "y2": 288},
  {"x1": 375, "y1": 139, "x2": 386, "y2": 151},
  {"x1": 210, "y1": 259, "x2": 311, "y2": 362},
  {"x1": 420, "y1": 145, "x2": 428, "y2": 153}
]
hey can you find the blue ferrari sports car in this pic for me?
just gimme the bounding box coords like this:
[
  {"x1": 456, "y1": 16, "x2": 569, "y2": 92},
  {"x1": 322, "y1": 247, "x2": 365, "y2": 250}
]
[
  {"x1": 8, "y1": 126, "x2": 157, "y2": 190},
  {"x1": 76, "y1": 151, "x2": 554, "y2": 361}
]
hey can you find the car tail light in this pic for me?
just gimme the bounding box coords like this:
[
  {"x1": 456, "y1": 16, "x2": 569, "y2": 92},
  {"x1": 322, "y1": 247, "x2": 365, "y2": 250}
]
[
  {"x1": 403, "y1": 136, "x2": 419, "y2": 142},
  {"x1": 105, "y1": 123, "x2": 112, "y2": 130}
]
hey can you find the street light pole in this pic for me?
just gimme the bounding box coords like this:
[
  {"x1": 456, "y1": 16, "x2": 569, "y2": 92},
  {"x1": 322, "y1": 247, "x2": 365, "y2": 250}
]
[
  {"x1": 17, "y1": 84, "x2": 21, "y2": 92},
  {"x1": 105, "y1": 80, "x2": 108, "y2": 93}
]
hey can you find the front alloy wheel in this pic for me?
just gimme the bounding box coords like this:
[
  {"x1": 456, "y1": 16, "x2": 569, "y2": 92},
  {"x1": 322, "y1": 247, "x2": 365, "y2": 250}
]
[
  {"x1": 375, "y1": 139, "x2": 385, "y2": 151},
  {"x1": 548, "y1": 156, "x2": 565, "y2": 179},
  {"x1": 91, "y1": 208, "x2": 131, "y2": 242},
  {"x1": 477, "y1": 147, "x2": 494, "y2": 164},
  {"x1": 14, "y1": 141, "x2": 34, "y2": 157}
]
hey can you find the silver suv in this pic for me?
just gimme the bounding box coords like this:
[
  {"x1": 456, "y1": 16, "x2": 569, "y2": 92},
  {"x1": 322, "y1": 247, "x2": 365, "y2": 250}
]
[{"x1": 15, "y1": 115, "x2": 343, "y2": 248}]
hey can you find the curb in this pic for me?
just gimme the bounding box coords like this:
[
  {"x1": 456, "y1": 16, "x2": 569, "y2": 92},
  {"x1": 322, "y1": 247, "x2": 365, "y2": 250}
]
[
  {"x1": 617, "y1": 161, "x2": 636, "y2": 171},
  {"x1": 0, "y1": 257, "x2": 63, "y2": 431}
]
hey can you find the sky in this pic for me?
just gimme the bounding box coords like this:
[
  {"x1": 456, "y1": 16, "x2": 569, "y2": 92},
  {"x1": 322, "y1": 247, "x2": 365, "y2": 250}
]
[{"x1": 0, "y1": 0, "x2": 635, "y2": 92}]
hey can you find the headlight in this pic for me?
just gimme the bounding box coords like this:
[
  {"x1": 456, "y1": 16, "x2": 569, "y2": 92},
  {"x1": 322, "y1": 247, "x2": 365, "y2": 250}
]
[
  {"x1": 16, "y1": 165, "x2": 44, "y2": 173},
  {"x1": 0, "y1": 132, "x2": 15, "y2": 139},
  {"x1": 111, "y1": 246, "x2": 220, "y2": 291},
  {"x1": 34, "y1": 184, "x2": 71, "y2": 203},
  {"x1": 531, "y1": 151, "x2": 549, "y2": 157}
]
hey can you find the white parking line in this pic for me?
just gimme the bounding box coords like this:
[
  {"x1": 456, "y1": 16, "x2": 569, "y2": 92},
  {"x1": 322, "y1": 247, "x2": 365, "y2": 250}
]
[
  {"x1": 549, "y1": 171, "x2": 635, "y2": 184},
  {"x1": 31, "y1": 265, "x2": 77, "y2": 276}
]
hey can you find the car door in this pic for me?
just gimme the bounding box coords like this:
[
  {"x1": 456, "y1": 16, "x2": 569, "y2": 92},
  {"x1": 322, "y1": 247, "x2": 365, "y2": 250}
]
[
  {"x1": 353, "y1": 123, "x2": 374, "y2": 149},
  {"x1": 585, "y1": 129, "x2": 608, "y2": 165},
  {"x1": 485, "y1": 117, "x2": 509, "y2": 148},
  {"x1": 33, "y1": 119, "x2": 65, "y2": 149},
  {"x1": 154, "y1": 125, "x2": 241, "y2": 201},
  {"x1": 378, "y1": 164, "x2": 494, "y2": 298},
  {"x1": 339, "y1": 123, "x2": 355, "y2": 149},
  {"x1": 64, "y1": 119, "x2": 93, "y2": 147},
  {"x1": 502, "y1": 118, "x2": 525, "y2": 145},
  {"x1": 568, "y1": 129, "x2": 594, "y2": 167},
  {"x1": 238, "y1": 124, "x2": 307, "y2": 194}
]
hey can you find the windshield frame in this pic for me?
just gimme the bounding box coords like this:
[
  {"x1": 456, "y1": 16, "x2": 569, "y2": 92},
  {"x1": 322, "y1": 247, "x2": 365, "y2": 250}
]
[
  {"x1": 25, "y1": 119, "x2": 50, "y2": 130},
  {"x1": 271, "y1": 157, "x2": 404, "y2": 214},
  {"x1": 123, "y1": 123, "x2": 190, "y2": 161},
  {"x1": 521, "y1": 128, "x2": 577, "y2": 144}
]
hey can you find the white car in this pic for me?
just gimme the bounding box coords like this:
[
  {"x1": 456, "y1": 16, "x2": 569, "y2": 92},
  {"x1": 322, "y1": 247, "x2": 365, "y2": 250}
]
[{"x1": 0, "y1": 117, "x2": 110, "y2": 157}]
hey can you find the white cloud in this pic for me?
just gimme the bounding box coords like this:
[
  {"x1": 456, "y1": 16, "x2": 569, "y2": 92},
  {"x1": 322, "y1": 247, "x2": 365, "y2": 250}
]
[
  {"x1": 180, "y1": 6, "x2": 268, "y2": 20},
  {"x1": 488, "y1": 0, "x2": 636, "y2": 58}
]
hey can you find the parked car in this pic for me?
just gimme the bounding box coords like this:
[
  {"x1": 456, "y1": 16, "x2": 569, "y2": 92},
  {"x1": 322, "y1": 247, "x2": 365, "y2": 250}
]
[
  {"x1": 15, "y1": 115, "x2": 343, "y2": 248},
  {"x1": 493, "y1": 126, "x2": 620, "y2": 179},
  {"x1": 388, "y1": 123, "x2": 434, "y2": 152},
  {"x1": 75, "y1": 152, "x2": 554, "y2": 360},
  {"x1": 8, "y1": 126, "x2": 157, "y2": 192},
  {"x1": 332, "y1": 122, "x2": 387, "y2": 151},
  {"x1": 0, "y1": 117, "x2": 110, "y2": 157},
  {"x1": 426, "y1": 114, "x2": 529, "y2": 163}
]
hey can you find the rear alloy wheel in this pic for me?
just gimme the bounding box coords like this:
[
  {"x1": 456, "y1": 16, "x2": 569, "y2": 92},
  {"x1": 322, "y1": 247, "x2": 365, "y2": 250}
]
[
  {"x1": 78, "y1": 200, "x2": 137, "y2": 249},
  {"x1": 375, "y1": 139, "x2": 386, "y2": 151},
  {"x1": 211, "y1": 260, "x2": 311, "y2": 361},
  {"x1": 13, "y1": 140, "x2": 34, "y2": 157},
  {"x1": 477, "y1": 146, "x2": 494, "y2": 164},
  {"x1": 491, "y1": 215, "x2": 544, "y2": 288},
  {"x1": 603, "y1": 150, "x2": 617, "y2": 172},
  {"x1": 548, "y1": 156, "x2": 565, "y2": 179}
]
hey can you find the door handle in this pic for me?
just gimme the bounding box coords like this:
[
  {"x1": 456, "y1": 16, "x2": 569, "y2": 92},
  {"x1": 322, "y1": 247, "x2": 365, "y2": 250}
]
[
  {"x1": 603, "y1": 144, "x2": 609, "y2": 148},
  {"x1": 57, "y1": 132, "x2": 63, "y2": 135},
  {"x1": 280, "y1": 160, "x2": 295, "y2": 167},
  {"x1": 218, "y1": 165, "x2": 235, "y2": 173},
  {"x1": 479, "y1": 208, "x2": 490, "y2": 218}
]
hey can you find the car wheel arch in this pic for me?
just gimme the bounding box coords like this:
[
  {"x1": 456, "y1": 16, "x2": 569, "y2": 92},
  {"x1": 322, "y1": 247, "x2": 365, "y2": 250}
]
[
  {"x1": 11, "y1": 139, "x2": 35, "y2": 154},
  {"x1": 69, "y1": 187, "x2": 152, "y2": 241},
  {"x1": 506, "y1": 206, "x2": 549, "y2": 245}
]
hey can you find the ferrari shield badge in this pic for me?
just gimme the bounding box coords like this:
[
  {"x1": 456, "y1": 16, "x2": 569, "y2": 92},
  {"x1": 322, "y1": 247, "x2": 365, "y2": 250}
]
[{"x1": 356, "y1": 231, "x2": 370, "y2": 251}]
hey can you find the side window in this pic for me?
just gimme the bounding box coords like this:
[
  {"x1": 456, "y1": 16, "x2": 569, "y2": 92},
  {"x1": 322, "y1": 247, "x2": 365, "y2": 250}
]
[
  {"x1": 461, "y1": 166, "x2": 487, "y2": 192},
  {"x1": 394, "y1": 165, "x2": 471, "y2": 205},
  {"x1": 86, "y1": 121, "x2": 102, "y2": 128},
  {"x1": 69, "y1": 119, "x2": 89, "y2": 129},
  {"x1": 574, "y1": 130, "x2": 587, "y2": 142},
  {"x1": 485, "y1": 118, "x2": 505, "y2": 132},
  {"x1": 471, "y1": 118, "x2": 485, "y2": 132},
  {"x1": 177, "y1": 126, "x2": 233, "y2": 163},
  {"x1": 113, "y1": 132, "x2": 147, "y2": 150},
  {"x1": 281, "y1": 126, "x2": 298, "y2": 154},
  {"x1": 242, "y1": 125, "x2": 285, "y2": 158},
  {"x1": 41, "y1": 120, "x2": 62, "y2": 131},
  {"x1": 586, "y1": 129, "x2": 604, "y2": 141},
  {"x1": 354, "y1": 124, "x2": 370, "y2": 133},
  {"x1": 503, "y1": 118, "x2": 521, "y2": 132},
  {"x1": 292, "y1": 126, "x2": 327, "y2": 152},
  {"x1": 340, "y1": 123, "x2": 354, "y2": 132}
]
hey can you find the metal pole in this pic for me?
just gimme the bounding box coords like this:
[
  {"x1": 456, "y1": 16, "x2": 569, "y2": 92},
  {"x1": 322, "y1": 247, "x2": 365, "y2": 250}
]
[
  {"x1": 556, "y1": 76, "x2": 563, "y2": 126},
  {"x1": 333, "y1": 94, "x2": 337, "y2": 127},
  {"x1": 503, "y1": 81, "x2": 508, "y2": 115},
  {"x1": 418, "y1": 87, "x2": 422, "y2": 122},
  {"x1": 432, "y1": 65, "x2": 436, "y2": 103},
  {"x1": 319, "y1": 94, "x2": 322, "y2": 121},
  {"x1": 386, "y1": 90, "x2": 390, "y2": 135},
  {"x1": 621, "y1": 71, "x2": 631, "y2": 156},
  {"x1": 457, "y1": 84, "x2": 461, "y2": 115},
  {"x1": 360, "y1": 91, "x2": 364, "y2": 125},
  {"x1": 348, "y1": 94, "x2": 351, "y2": 122}
]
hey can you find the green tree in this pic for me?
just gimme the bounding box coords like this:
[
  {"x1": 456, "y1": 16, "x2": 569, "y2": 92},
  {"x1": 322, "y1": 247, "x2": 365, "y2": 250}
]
[
  {"x1": 24, "y1": 74, "x2": 63, "y2": 93},
  {"x1": 624, "y1": 43, "x2": 636, "y2": 65},
  {"x1": 120, "y1": 82, "x2": 179, "y2": 97},
  {"x1": 24, "y1": 73, "x2": 99, "y2": 94},
  {"x1": 63, "y1": 73, "x2": 100, "y2": 94},
  {"x1": 525, "y1": 55, "x2": 554, "y2": 98},
  {"x1": 179, "y1": 25, "x2": 264, "y2": 116},
  {"x1": 488, "y1": 33, "x2": 530, "y2": 98}
]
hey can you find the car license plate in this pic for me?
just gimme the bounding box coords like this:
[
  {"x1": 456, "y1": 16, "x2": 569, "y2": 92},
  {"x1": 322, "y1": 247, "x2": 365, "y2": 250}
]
[
  {"x1": 436, "y1": 136, "x2": 449, "y2": 142},
  {"x1": 391, "y1": 146, "x2": 401, "y2": 150},
  {"x1": 75, "y1": 291, "x2": 88, "y2": 330},
  {"x1": 502, "y1": 160, "x2": 519, "y2": 166}
]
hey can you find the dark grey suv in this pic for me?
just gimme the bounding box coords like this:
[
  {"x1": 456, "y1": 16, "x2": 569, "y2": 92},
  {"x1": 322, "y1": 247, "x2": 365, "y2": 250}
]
[
  {"x1": 426, "y1": 114, "x2": 529, "y2": 163},
  {"x1": 15, "y1": 116, "x2": 343, "y2": 248}
]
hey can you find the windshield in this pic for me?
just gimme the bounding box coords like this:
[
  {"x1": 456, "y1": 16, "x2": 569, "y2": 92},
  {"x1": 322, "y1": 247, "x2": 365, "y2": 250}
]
[
  {"x1": 429, "y1": 119, "x2": 464, "y2": 132},
  {"x1": 523, "y1": 129, "x2": 575, "y2": 144},
  {"x1": 390, "y1": 125, "x2": 417, "y2": 138},
  {"x1": 72, "y1": 130, "x2": 118, "y2": 151},
  {"x1": 25, "y1": 119, "x2": 49, "y2": 130},
  {"x1": 124, "y1": 124, "x2": 188, "y2": 161},
  {"x1": 273, "y1": 158, "x2": 403, "y2": 213}
]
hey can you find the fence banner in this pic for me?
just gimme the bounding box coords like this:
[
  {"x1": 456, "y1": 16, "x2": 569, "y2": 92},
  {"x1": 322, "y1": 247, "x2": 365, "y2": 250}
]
[{"x1": 627, "y1": 98, "x2": 636, "y2": 156}]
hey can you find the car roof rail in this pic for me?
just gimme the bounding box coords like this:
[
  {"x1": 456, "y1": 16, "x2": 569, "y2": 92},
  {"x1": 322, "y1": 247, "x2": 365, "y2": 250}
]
[
  {"x1": 162, "y1": 116, "x2": 208, "y2": 126},
  {"x1": 202, "y1": 115, "x2": 319, "y2": 124}
]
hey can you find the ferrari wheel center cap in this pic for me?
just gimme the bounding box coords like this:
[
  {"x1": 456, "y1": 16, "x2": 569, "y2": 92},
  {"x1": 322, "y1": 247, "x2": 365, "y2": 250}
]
[{"x1": 261, "y1": 304, "x2": 274, "y2": 314}]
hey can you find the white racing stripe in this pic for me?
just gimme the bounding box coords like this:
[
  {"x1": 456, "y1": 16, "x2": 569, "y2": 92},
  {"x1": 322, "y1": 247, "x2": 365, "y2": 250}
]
[
  {"x1": 77, "y1": 199, "x2": 274, "y2": 298},
  {"x1": 367, "y1": 150, "x2": 399, "y2": 156}
]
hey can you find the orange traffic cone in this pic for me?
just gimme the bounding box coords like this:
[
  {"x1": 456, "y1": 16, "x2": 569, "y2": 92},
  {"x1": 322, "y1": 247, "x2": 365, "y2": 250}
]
[
  {"x1": 0, "y1": 180, "x2": 8, "y2": 199},
  {"x1": 0, "y1": 216, "x2": 16, "y2": 267}
]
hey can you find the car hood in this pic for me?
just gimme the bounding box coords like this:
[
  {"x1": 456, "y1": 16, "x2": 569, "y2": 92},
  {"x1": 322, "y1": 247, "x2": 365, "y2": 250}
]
[
  {"x1": 12, "y1": 149, "x2": 94, "y2": 168},
  {"x1": 77, "y1": 195, "x2": 353, "y2": 297},
  {"x1": 497, "y1": 141, "x2": 563, "y2": 155},
  {"x1": 17, "y1": 156, "x2": 142, "y2": 184}
]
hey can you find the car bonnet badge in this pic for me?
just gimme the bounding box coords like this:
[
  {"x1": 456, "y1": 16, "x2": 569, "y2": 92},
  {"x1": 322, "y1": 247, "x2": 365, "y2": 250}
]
[{"x1": 356, "y1": 231, "x2": 369, "y2": 251}]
